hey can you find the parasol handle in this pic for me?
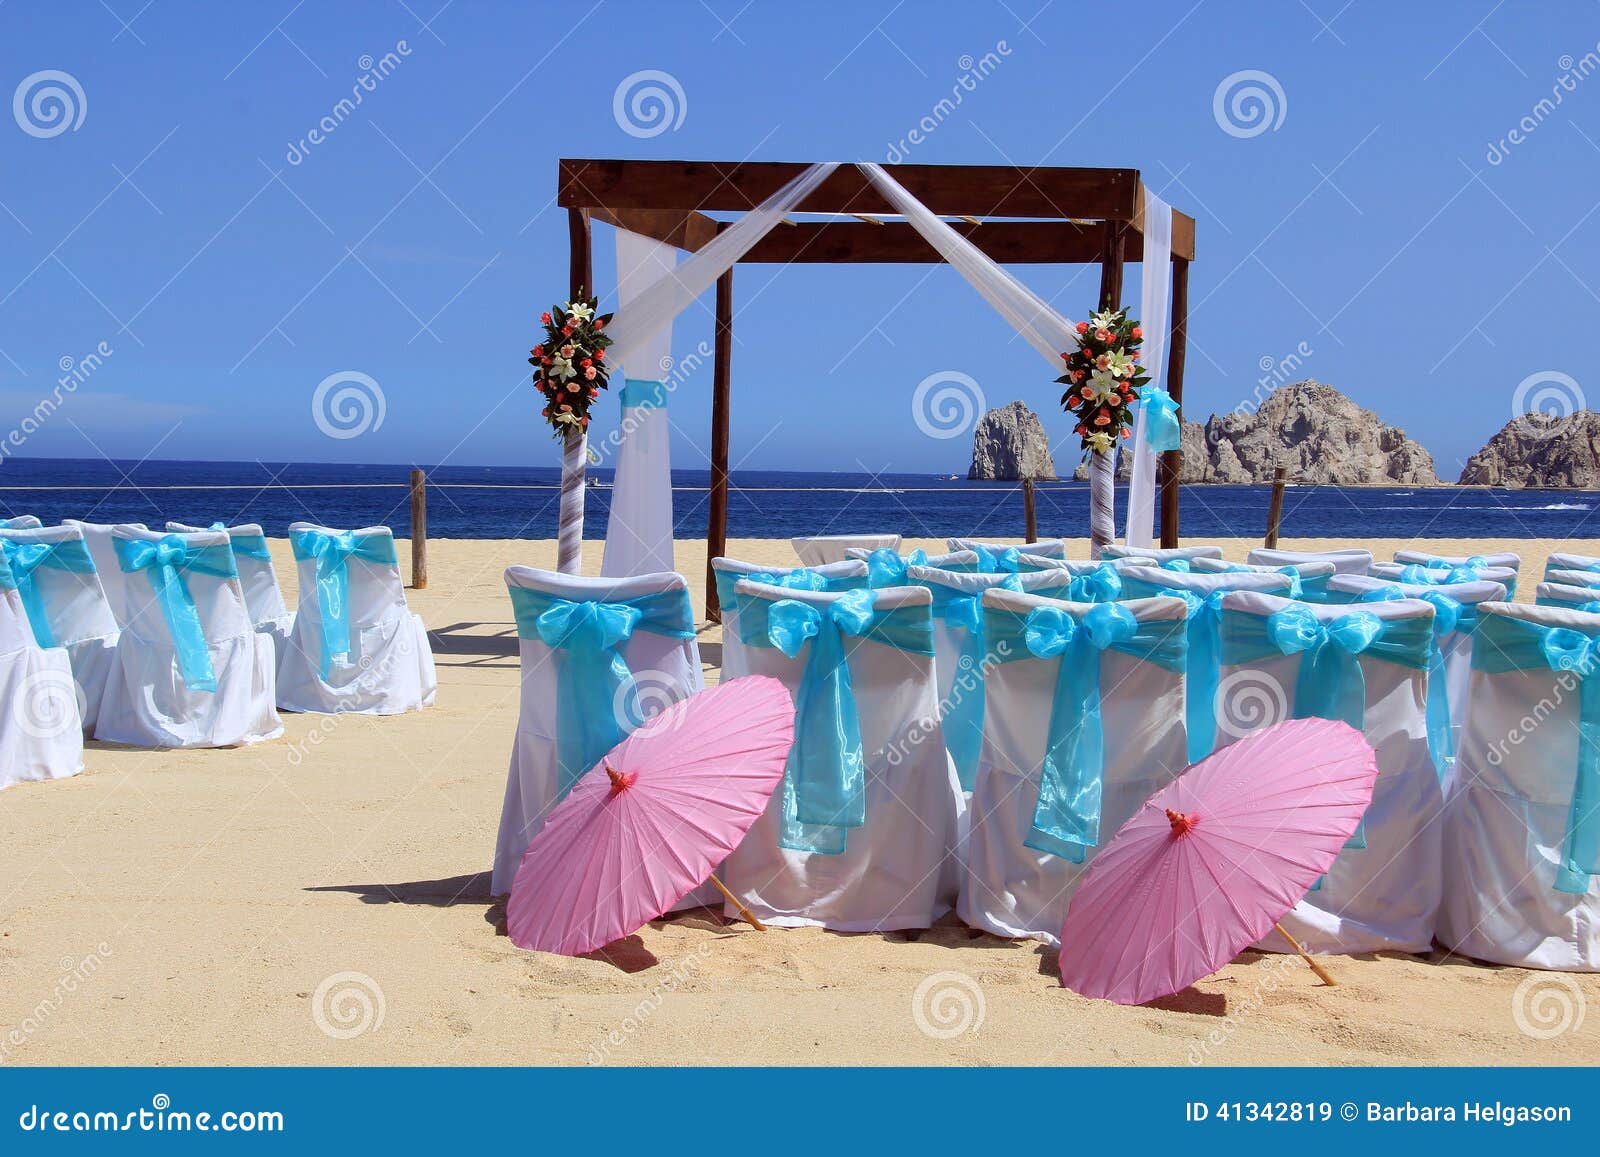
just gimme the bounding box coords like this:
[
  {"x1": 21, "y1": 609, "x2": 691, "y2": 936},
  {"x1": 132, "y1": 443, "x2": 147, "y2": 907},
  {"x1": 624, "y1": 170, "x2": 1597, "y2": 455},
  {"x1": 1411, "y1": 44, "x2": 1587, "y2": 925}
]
[
  {"x1": 1273, "y1": 921, "x2": 1337, "y2": 987},
  {"x1": 708, "y1": 874, "x2": 767, "y2": 932}
]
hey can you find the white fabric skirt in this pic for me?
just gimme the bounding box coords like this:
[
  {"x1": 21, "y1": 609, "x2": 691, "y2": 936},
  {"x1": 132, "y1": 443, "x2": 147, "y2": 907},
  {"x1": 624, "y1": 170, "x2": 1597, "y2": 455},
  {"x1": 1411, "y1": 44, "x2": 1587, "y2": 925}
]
[
  {"x1": 0, "y1": 645, "x2": 84, "y2": 789},
  {"x1": 277, "y1": 609, "x2": 436, "y2": 715},
  {"x1": 95, "y1": 631, "x2": 282, "y2": 749}
]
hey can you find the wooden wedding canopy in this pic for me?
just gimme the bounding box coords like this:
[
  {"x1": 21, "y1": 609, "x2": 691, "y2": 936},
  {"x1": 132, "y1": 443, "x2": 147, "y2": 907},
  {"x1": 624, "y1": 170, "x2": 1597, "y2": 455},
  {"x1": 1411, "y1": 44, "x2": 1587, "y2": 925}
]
[{"x1": 557, "y1": 159, "x2": 1196, "y2": 620}]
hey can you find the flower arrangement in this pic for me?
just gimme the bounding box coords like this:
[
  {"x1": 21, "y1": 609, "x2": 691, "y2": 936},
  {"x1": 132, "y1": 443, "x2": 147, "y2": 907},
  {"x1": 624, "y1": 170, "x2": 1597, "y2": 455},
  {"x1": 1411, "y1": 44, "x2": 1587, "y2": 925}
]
[
  {"x1": 1056, "y1": 307, "x2": 1150, "y2": 456},
  {"x1": 530, "y1": 291, "x2": 614, "y2": 436}
]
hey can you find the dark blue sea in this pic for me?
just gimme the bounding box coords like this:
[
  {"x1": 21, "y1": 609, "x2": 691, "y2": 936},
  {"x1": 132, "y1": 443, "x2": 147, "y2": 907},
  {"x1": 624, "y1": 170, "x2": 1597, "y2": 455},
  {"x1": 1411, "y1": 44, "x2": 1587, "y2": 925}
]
[{"x1": 0, "y1": 457, "x2": 1591, "y2": 541}]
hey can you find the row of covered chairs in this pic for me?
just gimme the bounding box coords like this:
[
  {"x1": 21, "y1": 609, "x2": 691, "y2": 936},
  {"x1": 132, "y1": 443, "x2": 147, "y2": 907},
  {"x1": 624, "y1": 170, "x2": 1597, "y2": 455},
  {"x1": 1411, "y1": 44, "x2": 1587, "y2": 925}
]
[
  {"x1": 492, "y1": 537, "x2": 1600, "y2": 971},
  {"x1": 0, "y1": 518, "x2": 435, "y2": 790}
]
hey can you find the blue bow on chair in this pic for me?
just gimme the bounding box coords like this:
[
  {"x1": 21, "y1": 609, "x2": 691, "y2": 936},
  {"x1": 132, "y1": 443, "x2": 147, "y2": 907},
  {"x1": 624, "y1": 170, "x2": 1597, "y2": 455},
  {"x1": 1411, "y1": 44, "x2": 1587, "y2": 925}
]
[
  {"x1": 1, "y1": 537, "x2": 97, "y2": 649},
  {"x1": 919, "y1": 575, "x2": 1022, "y2": 789},
  {"x1": 290, "y1": 529, "x2": 399, "y2": 677},
  {"x1": 972, "y1": 545, "x2": 1022, "y2": 573},
  {"x1": 864, "y1": 547, "x2": 928, "y2": 587},
  {"x1": 115, "y1": 534, "x2": 238, "y2": 691},
  {"x1": 1161, "y1": 587, "x2": 1229, "y2": 763},
  {"x1": 1065, "y1": 563, "x2": 1122, "y2": 603},
  {"x1": 207, "y1": 522, "x2": 272, "y2": 562},
  {"x1": 765, "y1": 588, "x2": 878, "y2": 854},
  {"x1": 1141, "y1": 385, "x2": 1182, "y2": 451}
]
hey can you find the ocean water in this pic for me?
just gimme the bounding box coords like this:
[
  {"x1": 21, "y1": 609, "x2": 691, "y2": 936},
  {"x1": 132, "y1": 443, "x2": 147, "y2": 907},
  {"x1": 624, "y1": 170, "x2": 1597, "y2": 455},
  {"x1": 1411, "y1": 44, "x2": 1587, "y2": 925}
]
[{"x1": 0, "y1": 457, "x2": 1591, "y2": 541}]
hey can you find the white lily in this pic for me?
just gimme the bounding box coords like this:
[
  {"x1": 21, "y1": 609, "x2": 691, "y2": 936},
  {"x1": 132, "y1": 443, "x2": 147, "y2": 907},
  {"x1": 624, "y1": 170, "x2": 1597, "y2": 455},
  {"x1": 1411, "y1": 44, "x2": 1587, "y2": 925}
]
[
  {"x1": 550, "y1": 354, "x2": 577, "y2": 382},
  {"x1": 1089, "y1": 308, "x2": 1122, "y2": 331},
  {"x1": 1089, "y1": 369, "x2": 1122, "y2": 402},
  {"x1": 1104, "y1": 349, "x2": 1137, "y2": 379},
  {"x1": 554, "y1": 410, "x2": 581, "y2": 426},
  {"x1": 1087, "y1": 431, "x2": 1114, "y2": 455},
  {"x1": 566, "y1": 301, "x2": 594, "y2": 322}
]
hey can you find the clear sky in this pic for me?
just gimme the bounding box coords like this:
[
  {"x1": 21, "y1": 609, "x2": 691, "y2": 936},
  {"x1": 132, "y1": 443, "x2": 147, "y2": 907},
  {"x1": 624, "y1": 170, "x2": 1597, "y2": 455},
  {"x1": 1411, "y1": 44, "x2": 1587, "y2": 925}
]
[{"x1": 2, "y1": 0, "x2": 1597, "y2": 480}]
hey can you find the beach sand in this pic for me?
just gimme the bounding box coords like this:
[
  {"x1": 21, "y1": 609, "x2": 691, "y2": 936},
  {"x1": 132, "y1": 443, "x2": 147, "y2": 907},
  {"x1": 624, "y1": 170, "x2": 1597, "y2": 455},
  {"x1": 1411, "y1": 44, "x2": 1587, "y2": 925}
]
[{"x1": 3, "y1": 535, "x2": 1599, "y2": 1067}]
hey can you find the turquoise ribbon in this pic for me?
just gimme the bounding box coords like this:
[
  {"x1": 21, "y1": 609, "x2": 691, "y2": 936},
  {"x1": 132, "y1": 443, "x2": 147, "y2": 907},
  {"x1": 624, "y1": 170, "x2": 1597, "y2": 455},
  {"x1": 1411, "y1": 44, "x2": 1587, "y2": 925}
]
[
  {"x1": 1161, "y1": 588, "x2": 1228, "y2": 763},
  {"x1": 1141, "y1": 385, "x2": 1181, "y2": 451},
  {"x1": 989, "y1": 601, "x2": 1186, "y2": 861},
  {"x1": 714, "y1": 565, "x2": 866, "y2": 616},
  {"x1": 738, "y1": 588, "x2": 933, "y2": 853},
  {"x1": 290, "y1": 530, "x2": 401, "y2": 677},
  {"x1": 864, "y1": 547, "x2": 928, "y2": 588},
  {"x1": 1397, "y1": 561, "x2": 1515, "y2": 599},
  {"x1": 509, "y1": 584, "x2": 695, "y2": 800},
  {"x1": 972, "y1": 545, "x2": 1023, "y2": 573},
  {"x1": 1159, "y1": 558, "x2": 1192, "y2": 573},
  {"x1": 114, "y1": 534, "x2": 238, "y2": 691},
  {"x1": 205, "y1": 522, "x2": 271, "y2": 561},
  {"x1": 1, "y1": 537, "x2": 97, "y2": 649},
  {"x1": 620, "y1": 377, "x2": 668, "y2": 410},
  {"x1": 917, "y1": 574, "x2": 1023, "y2": 789},
  {"x1": 1064, "y1": 563, "x2": 1123, "y2": 603},
  {"x1": 1473, "y1": 613, "x2": 1600, "y2": 894},
  {"x1": 1538, "y1": 592, "x2": 1600, "y2": 613}
]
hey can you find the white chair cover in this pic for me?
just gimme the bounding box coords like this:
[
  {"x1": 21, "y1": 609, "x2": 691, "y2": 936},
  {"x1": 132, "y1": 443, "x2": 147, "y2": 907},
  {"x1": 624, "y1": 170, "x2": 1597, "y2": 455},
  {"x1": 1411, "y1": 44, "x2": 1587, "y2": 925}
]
[
  {"x1": 1438, "y1": 601, "x2": 1600, "y2": 970},
  {"x1": 961, "y1": 591, "x2": 1190, "y2": 943},
  {"x1": 1545, "y1": 568, "x2": 1600, "y2": 591},
  {"x1": 1102, "y1": 543, "x2": 1223, "y2": 564},
  {"x1": 1395, "y1": 548, "x2": 1521, "y2": 573},
  {"x1": 1217, "y1": 589, "x2": 1441, "y2": 955},
  {"x1": 96, "y1": 526, "x2": 282, "y2": 748},
  {"x1": 1247, "y1": 546, "x2": 1373, "y2": 575},
  {"x1": 719, "y1": 581, "x2": 959, "y2": 931},
  {"x1": 947, "y1": 538, "x2": 1066, "y2": 559},
  {"x1": 0, "y1": 525, "x2": 119, "y2": 733},
  {"x1": 791, "y1": 534, "x2": 901, "y2": 566},
  {"x1": 1370, "y1": 561, "x2": 1517, "y2": 592},
  {"x1": 1191, "y1": 556, "x2": 1336, "y2": 582},
  {"x1": 710, "y1": 557, "x2": 867, "y2": 679},
  {"x1": 64, "y1": 519, "x2": 146, "y2": 628},
  {"x1": 0, "y1": 515, "x2": 42, "y2": 529},
  {"x1": 490, "y1": 567, "x2": 709, "y2": 902},
  {"x1": 168, "y1": 521, "x2": 294, "y2": 667},
  {"x1": 0, "y1": 561, "x2": 84, "y2": 789},
  {"x1": 277, "y1": 523, "x2": 436, "y2": 715},
  {"x1": 1546, "y1": 552, "x2": 1600, "y2": 576},
  {"x1": 1538, "y1": 580, "x2": 1600, "y2": 609}
]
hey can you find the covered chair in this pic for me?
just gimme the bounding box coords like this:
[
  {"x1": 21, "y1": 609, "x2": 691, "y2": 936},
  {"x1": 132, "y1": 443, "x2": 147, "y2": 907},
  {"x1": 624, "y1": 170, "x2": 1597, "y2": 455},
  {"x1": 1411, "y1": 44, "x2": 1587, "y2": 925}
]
[
  {"x1": 490, "y1": 566, "x2": 707, "y2": 901},
  {"x1": 711, "y1": 557, "x2": 867, "y2": 678},
  {"x1": 1246, "y1": 546, "x2": 1372, "y2": 575},
  {"x1": 846, "y1": 546, "x2": 977, "y2": 583},
  {"x1": 64, "y1": 519, "x2": 146, "y2": 629},
  {"x1": 1327, "y1": 573, "x2": 1507, "y2": 792},
  {"x1": 1102, "y1": 543, "x2": 1223, "y2": 565},
  {"x1": 1546, "y1": 552, "x2": 1600, "y2": 578},
  {"x1": 719, "y1": 581, "x2": 958, "y2": 931},
  {"x1": 0, "y1": 524, "x2": 119, "y2": 733},
  {"x1": 791, "y1": 533, "x2": 901, "y2": 566},
  {"x1": 95, "y1": 526, "x2": 281, "y2": 748},
  {"x1": 961, "y1": 591, "x2": 1189, "y2": 943},
  {"x1": 0, "y1": 515, "x2": 42, "y2": 529},
  {"x1": 0, "y1": 546, "x2": 84, "y2": 789},
  {"x1": 1538, "y1": 581, "x2": 1600, "y2": 611},
  {"x1": 947, "y1": 537, "x2": 1067, "y2": 560},
  {"x1": 277, "y1": 523, "x2": 435, "y2": 715},
  {"x1": 1190, "y1": 556, "x2": 1338, "y2": 602},
  {"x1": 1370, "y1": 560, "x2": 1518, "y2": 600},
  {"x1": 1215, "y1": 589, "x2": 1441, "y2": 955},
  {"x1": 1395, "y1": 547, "x2": 1521, "y2": 574},
  {"x1": 1438, "y1": 602, "x2": 1600, "y2": 970},
  {"x1": 169, "y1": 522, "x2": 294, "y2": 665},
  {"x1": 1544, "y1": 568, "x2": 1600, "y2": 592}
]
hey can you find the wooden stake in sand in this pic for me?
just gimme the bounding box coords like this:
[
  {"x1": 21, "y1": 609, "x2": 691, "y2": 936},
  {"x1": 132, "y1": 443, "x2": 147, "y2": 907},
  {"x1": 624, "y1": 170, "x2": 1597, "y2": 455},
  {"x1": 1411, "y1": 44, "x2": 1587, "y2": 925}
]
[
  {"x1": 1273, "y1": 921, "x2": 1338, "y2": 986},
  {"x1": 708, "y1": 875, "x2": 767, "y2": 932}
]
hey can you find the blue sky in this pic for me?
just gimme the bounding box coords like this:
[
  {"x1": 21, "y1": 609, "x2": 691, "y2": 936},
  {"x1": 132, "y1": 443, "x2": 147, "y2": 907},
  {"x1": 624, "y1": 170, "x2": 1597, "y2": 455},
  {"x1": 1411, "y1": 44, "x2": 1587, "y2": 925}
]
[{"x1": 1, "y1": 0, "x2": 1597, "y2": 479}]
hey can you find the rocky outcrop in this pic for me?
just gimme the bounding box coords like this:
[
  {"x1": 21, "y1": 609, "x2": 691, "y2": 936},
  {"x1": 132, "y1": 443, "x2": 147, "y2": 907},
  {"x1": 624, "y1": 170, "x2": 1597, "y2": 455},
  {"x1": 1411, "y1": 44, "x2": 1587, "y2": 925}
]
[
  {"x1": 1064, "y1": 382, "x2": 1440, "y2": 485},
  {"x1": 1197, "y1": 381, "x2": 1439, "y2": 485},
  {"x1": 1459, "y1": 411, "x2": 1600, "y2": 487},
  {"x1": 968, "y1": 400, "x2": 1057, "y2": 480}
]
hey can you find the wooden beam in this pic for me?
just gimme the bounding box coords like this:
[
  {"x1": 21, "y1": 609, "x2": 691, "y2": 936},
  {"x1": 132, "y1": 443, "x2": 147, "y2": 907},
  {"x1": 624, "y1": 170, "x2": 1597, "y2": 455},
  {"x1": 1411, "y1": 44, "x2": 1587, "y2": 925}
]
[
  {"x1": 588, "y1": 205, "x2": 720, "y2": 251},
  {"x1": 1159, "y1": 256, "x2": 1189, "y2": 548},
  {"x1": 1097, "y1": 220, "x2": 1126, "y2": 311},
  {"x1": 738, "y1": 219, "x2": 1129, "y2": 264},
  {"x1": 1171, "y1": 210, "x2": 1196, "y2": 261},
  {"x1": 706, "y1": 254, "x2": 734, "y2": 624},
  {"x1": 559, "y1": 159, "x2": 1142, "y2": 221}
]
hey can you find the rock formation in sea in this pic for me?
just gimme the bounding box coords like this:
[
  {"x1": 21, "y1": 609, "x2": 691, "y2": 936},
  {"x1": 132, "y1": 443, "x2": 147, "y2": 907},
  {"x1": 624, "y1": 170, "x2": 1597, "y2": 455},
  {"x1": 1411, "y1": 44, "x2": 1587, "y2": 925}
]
[
  {"x1": 1458, "y1": 411, "x2": 1600, "y2": 487},
  {"x1": 968, "y1": 400, "x2": 1058, "y2": 480}
]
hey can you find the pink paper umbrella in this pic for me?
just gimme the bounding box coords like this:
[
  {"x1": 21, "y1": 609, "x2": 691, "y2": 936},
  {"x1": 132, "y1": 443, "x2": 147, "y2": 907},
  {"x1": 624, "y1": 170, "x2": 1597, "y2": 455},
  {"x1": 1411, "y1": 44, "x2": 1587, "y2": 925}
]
[
  {"x1": 1057, "y1": 717, "x2": 1377, "y2": 1005},
  {"x1": 507, "y1": 675, "x2": 794, "y2": 957}
]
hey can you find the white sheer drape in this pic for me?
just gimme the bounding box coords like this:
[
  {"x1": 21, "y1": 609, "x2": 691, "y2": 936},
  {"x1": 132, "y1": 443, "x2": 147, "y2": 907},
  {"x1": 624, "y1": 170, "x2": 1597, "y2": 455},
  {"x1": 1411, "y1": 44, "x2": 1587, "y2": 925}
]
[
  {"x1": 602, "y1": 230, "x2": 678, "y2": 578},
  {"x1": 1124, "y1": 192, "x2": 1172, "y2": 549}
]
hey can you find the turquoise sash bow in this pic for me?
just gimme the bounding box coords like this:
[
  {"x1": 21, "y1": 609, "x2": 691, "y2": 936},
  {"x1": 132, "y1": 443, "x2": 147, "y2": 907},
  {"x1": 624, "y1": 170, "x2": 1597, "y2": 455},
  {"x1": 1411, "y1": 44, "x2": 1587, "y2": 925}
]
[
  {"x1": 205, "y1": 522, "x2": 271, "y2": 561},
  {"x1": 738, "y1": 588, "x2": 934, "y2": 854},
  {"x1": 1473, "y1": 613, "x2": 1600, "y2": 894},
  {"x1": 1142, "y1": 385, "x2": 1181, "y2": 451},
  {"x1": 864, "y1": 547, "x2": 928, "y2": 587},
  {"x1": 115, "y1": 534, "x2": 238, "y2": 691},
  {"x1": 1046, "y1": 563, "x2": 1122, "y2": 603},
  {"x1": 2, "y1": 537, "x2": 97, "y2": 649},
  {"x1": 917, "y1": 574, "x2": 1023, "y2": 789},
  {"x1": 972, "y1": 545, "x2": 1024, "y2": 573},
  {"x1": 989, "y1": 601, "x2": 1186, "y2": 861},
  {"x1": 290, "y1": 530, "x2": 400, "y2": 676},
  {"x1": 1159, "y1": 588, "x2": 1228, "y2": 763},
  {"x1": 620, "y1": 377, "x2": 668, "y2": 410},
  {"x1": 1218, "y1": 563, "x2": 1325, "y2": 601},
  {"x1": 509, "y1": 584, "x2": 696, "y2": 800},
  {"x1": 1159, "y1": 558, "x2": 1192, "y2": 573},
  {"x1": 1398, "y1": 561, "x2": 1515, "y2": 599},
  {"x1": 714, "y1": 565, "x2": 866, "y2": 617}
]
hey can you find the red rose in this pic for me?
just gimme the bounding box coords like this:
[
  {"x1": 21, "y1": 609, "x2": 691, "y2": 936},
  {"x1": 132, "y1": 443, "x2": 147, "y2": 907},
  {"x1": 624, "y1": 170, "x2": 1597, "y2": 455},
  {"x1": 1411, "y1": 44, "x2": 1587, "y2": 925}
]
[
  {"x1": 594, "y1": 348, "x2": 605, "y2": 359},
  {"x1": 1075, "y1": 321, "x2": 1088, "y2": 334},
  {"x1": 580, "y1": 358, "x2": 592, "y2": 367},
  {"x1": 562, "y1": 325, "x2": 574, "y2": 336},
  {"x1": 541, "y1": 312, "x2": 552, "y2": 324},
  {"x1": 531, "y1": 345, "x2": 543, "y2": 357},
  {"x1": 1120, "y1": 427, "x2": 1131, "y2": 438},
  {"x1": 1131, "y1": 327, "x2": 1142, "y2": 338},
  {"x1": 594, "y1": 318, "x2": 604, "y2": 330}
]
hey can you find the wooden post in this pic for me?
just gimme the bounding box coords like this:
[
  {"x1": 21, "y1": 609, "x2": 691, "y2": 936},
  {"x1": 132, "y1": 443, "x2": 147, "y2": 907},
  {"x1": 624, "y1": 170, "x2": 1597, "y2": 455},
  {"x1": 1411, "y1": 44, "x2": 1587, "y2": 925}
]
[
  {"x1": 706, "y1": 249, "x2": 733, "y2": 623},
  {"x1": 409, "y1": 468, "x2": 428, "y2": 589},
  {"x1": 556, "y1": 207, "x2": 593, "y2": 575},
  {"x1": 1022, "y1": 478, "x2": 1037, "y2": 543},
  {"x1": 1265, "y1": 466, "x2": 1287, "y2": 548},
  {"x1": 1097, "y1": 220, "x2": 1126, "y2": 312},
  {"x1": 1089, "y1": 220, "x2": 1127, "y2": 558},
  {"x1": 1159, "y1": 256, "x2": 1189, "y2": 549}
]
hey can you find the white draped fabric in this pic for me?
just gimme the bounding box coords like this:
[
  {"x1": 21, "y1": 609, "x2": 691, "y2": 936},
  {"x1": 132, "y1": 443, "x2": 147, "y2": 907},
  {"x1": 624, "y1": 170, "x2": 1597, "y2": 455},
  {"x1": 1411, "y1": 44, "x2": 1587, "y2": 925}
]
[
  {"x1": 65, "y1": 519, "x2": 144, "y2": 629},
  {"x1": 1249, "y1": 547, "x2": 1373, "y2": 575},
  {"x1": 0, "y1": 576, "x2": 83, "y2": 790},
  {"x1": 602, "y1": 231, "x2": 679, "y2": 579},
  {"x1": 1124, "y1": 192, "x2": 1173, "y2": 549},
  {"x1": 709, "y1": 557, "x2": 867, "y2": 678},
  {"x1": 792, "y1": 534, "x2": 900, "y2": 566}
]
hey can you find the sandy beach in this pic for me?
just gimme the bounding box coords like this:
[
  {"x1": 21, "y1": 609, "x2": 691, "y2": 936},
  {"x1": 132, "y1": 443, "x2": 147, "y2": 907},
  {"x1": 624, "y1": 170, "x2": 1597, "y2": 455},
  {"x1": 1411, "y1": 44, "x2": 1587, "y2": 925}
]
[{"x1": 3, "y1": 535, "x2": 1599, "y2": 1067}]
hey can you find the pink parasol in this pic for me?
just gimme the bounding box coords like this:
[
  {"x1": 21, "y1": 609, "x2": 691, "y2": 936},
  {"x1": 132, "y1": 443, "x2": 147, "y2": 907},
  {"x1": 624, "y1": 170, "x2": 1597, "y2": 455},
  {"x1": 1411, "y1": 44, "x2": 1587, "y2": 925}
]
[
  {"x1": 1058, "y1": 717, "x2": 1377, "y2": 1005},
  {"x1": 507, "y1": 675, "x2": 793, "y2": 956}
]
